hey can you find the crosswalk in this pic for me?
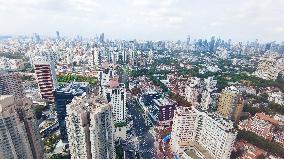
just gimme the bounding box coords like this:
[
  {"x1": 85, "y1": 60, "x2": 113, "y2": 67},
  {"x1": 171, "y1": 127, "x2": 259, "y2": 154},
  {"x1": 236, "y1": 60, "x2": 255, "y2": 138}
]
[{"x1": 139, "y1": 147, "x2": 155, "y2": 153}]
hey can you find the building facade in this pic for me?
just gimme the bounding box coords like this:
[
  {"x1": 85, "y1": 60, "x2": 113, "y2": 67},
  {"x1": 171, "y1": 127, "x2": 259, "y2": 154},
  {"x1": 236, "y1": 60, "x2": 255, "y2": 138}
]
[
  {"x1": 107, "y1": 80, "x2": 126, "y2": 124},
  {"x1": 0, "y1": 95, "x2": 45, "y2": 159},
  {"x1": 54, "y1": 82, "x2": 89, "y2": 140},
  {"x1": 66, "y1": 94, "x2": 115, "y2": 159},
  {"x1": 171, "y1": 105, "x2": 199, "y2": 155},
  {"x1": 0, "y1": 72, "x2": 24, "y2": 104},
  {"x1": 97, "y1": 64, "x2": 115, "y2": 98},
  {"x1": 33, "y1": 56, "x2": 57, "y2": 101},
  {"x1": 217, "y1": 86, "x2": 244, "y2": 123},
  {"x1": 171, "y1": 107, "x2": 237, "y2": 159}
]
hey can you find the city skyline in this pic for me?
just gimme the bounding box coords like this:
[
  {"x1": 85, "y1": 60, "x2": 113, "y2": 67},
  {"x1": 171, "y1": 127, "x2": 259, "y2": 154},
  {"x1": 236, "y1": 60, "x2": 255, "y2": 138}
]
[{"x1": 1, "y1": 0, "x2": 284, "y2": 42}]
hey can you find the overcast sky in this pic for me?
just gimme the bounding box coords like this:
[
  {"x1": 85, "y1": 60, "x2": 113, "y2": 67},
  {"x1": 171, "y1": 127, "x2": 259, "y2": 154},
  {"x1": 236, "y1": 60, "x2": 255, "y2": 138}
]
[{"x1": 0, "y1": 0, "x2": 284, "y2": 42}]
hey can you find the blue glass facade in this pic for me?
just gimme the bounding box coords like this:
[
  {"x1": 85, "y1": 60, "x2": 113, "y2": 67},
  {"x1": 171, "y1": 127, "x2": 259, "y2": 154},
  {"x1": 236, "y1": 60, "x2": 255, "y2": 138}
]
[{"x1": 54, "y1": 82, "x2": 89, "y2": 140}]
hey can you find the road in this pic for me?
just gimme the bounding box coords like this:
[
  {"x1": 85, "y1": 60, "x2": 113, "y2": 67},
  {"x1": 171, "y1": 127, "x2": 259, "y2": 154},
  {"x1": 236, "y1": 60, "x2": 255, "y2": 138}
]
[{"x1": 127, "y1": 99, "x2": 156, "y2": 159}]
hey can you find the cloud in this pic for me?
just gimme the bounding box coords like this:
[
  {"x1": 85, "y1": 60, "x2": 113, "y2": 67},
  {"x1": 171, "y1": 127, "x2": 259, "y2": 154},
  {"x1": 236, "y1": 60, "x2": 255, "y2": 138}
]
[{"x1": 0, "y1": 0, "x2": 283, "y2": 42}]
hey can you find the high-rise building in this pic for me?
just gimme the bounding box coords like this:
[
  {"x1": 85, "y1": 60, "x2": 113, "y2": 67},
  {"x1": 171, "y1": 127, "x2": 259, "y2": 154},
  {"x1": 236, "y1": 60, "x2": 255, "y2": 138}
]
[
  {"x1": 217, "y1": 86, "x2": 244, "y2": 123},
  {"x1": 56, "y1": 31, "x2": 60, "y2": 40},
  {"x1": 54, "y1": 82, "x2": 90, "y2": 140},
  {"x1": 186, "y1": 35, "x2": 191, "y2": 45},
  {"x1": 99, "y1": 33, "x2": 105, "y2": 43},
  {"x1": 171, "y1": 105, "x2": 199, "y2": 155},
  {"x1": 0, "y1": 95, "x2": 45, "y2": 159},
  {"x1": 151, "y1": 97, "x2": 176, "y2": 125},
  {"x1": 33, "y1": 56, "x2": 57, "y2": 101},
  {"x1": 107, "y1": 79, "x2": 126, "y2": 124},
  {"x1": 171, "y1": 107, "x2": 237, "y2": 159},
  {"x1": 195, "y1": 112, "x2": 237, "y2": 159},
  {"x1": 0, "y1": 72, "x2": 24, "y2": 103},
  {"x1": 66, "y1": 94, "x2": 115, "y2": 159},
  {"x1": 97, "y1": 63, "x2": 115, "y2": 97},
  {"x1": 91, "y1": 47, "x2": 99, "y2": 66}
]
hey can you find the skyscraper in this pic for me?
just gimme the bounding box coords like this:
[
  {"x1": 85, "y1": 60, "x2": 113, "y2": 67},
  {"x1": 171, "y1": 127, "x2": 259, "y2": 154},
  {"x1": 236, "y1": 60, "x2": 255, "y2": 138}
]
[
  {"x1": 33, "y1": 56, "x2": 57, "y2": 101},
  {"x1": 0, "y1": 72, "x2": 24, "y2": 104},
  {"x1": 66, "y1": 94, "x2": 115, "y2": 159},
  {"x1": 171, "y1": 105, "x2": 199, "y2": 155},
  {"x1": 217, "y1": 86, "x2": 244, "y2": 123},
  {"x1": 0, "y1": 95, "x2": 45, "y2": 159},
  {"x1": 99, "y1": 33, "x2": 105, "y2": 43},
  {"x1": 107, "y1": 79, "x2": 126, "y2": 124},
  {"x1": 54, "y1": 82, "x2": 90, "y2": 140},
  {"x1": 186, "y1": 35, "x2": 191, "y2": 45},
  {"x1": 97, "y1": 63, "x2": 115, "y2": 97},
  {"x1": 56, "y1": 31, "x2": 60, "y2": 40},
  {"x1": 171, "y1": 106, "x2": 237, "y2": 159}
]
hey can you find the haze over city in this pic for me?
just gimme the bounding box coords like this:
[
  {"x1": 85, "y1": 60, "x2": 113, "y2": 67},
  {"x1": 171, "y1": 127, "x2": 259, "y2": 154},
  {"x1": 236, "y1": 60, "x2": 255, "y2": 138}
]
[
  {"x1": 1, "y1": 1, "x2": 284, "y2": 159},
  {"x1": 1, "y1": 0, "x2": 284, "y2": 41}
]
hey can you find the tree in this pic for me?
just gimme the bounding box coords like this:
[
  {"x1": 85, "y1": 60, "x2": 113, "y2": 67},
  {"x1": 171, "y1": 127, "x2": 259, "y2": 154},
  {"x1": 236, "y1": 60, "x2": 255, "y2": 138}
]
[
  {"x1": 57, "y1": 74, "x2": 97, "y2": 86},
  {"x1": 33, "y1": 104, "x2": 44, "y2": 120},
  {"x1": 43, "y1": 134, "x2": 60, "y2": 153},
  {"x1": 49, "y1": 154, "x2": 70, "y2": 159},
  {"x1": 115, "y1": 145, "x2": 124, "y2": 159},
  {"x1": 237, "y1": 130, "x2": 284, "y2": 158},
  {"x1": 169, "y1": 92, "x2": 191, "y2": 107}
]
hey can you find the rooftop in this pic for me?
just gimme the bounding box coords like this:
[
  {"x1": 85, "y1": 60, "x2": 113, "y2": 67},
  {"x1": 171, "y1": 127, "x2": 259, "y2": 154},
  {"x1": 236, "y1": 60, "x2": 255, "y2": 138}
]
[
  {"x1": 56, "y1": 81, "x2": 89, "y2": 95},
  {"x1": 183, "y1": 142, "x2": 214, "y2": 159},
  {"x1": 67, "y1": 93, "x2": 109, "y2": 113},
  {"x1": 153, "y1": 97, "x2": 175, "y2": 107}
]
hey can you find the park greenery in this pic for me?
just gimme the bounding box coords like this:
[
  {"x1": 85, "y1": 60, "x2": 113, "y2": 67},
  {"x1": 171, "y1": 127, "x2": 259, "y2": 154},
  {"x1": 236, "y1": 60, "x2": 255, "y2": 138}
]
[
  {"x1": 114, "y1": 122, "x2": 127, "y2": 128},
  {"x1": 156, "y1": 56, "x2": 284, "y2": 90},
  {"x1": 131, "y1": 68, "x2": 169, "y2": 93},
  {"x1": 0, "y1": 52, "x2": 26, "y2": 59},
  {"x1": 43, "y1": 133, "x2": 60, "y2": 153},
  {"x1": 48, "y1": 154, "x2": 70, "y2": 159},
  {"x1": 237, "y1": 130, "x2": 284, "y2": 158},
  {"x1": 243, "y1": 102, "x2": 284, "y2": 116},
  {"x1": 57, "y1": 74, "x2": 97, "y2": 86},
  {"x1": 33, "y1": 104, "x2": 45, "y2": 120},
  {"x1": 21, "y1": 75, "x2": 34, "y2": 81},
  {"x1": 169, "y1": 92, "x2": 191, "y2": 108},
  {"x1": 115, "y1": 145, "x2": 123, "y2": 159}
]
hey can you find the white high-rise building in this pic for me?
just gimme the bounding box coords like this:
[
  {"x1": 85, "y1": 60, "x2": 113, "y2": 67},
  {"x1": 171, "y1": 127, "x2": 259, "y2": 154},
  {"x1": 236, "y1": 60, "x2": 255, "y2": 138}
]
[
  {"x1": 107, "y1": 79, "x2": 126, "y2": 123},
  {"x1": 171, "y1": 106, "x2": 237, "y2": 159},
  {"x1": 195, "y1": 112, "x2": 237, "y2": 159},
  {"x1": 200, "y1": 90, "x2": 211, "y2": 110},
  {"x1": 97, "y1": 63, "x2": 115, "y2": 97},
  {"x1": 91, "y1": 47, "x2": 99, "y2": 66},
  {"x1": 66, "y1": 94, "x2": 115, "y2": 159},
  {"x1": 171, "y1": 105, "x2": 199, "y2": 155}
]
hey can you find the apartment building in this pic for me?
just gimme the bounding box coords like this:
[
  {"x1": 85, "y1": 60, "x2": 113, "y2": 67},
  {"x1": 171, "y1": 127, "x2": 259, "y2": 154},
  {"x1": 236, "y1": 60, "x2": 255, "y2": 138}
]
[
  {"x1": 97, "y1": 63, "x2": 116, "y2": 98},
  {"x1": 196, "y1": 112, "x2": 237, "y2": 159},
  {"x1": 66, "y1": 94, "x2": 115, "y2": 159},
  {"x1": 171, "y1": 106, "x2": 237, "y2": 159},
  {"x1": 54, "y1": 82, "x2": 90, "y2": 140},
  {"x1": 0, "y1": 95, "x2": 44, "y2": 159},
  {"x1": 217, "y1": 86, "x2": 244, "y2": 123},
  {"x1": 184, "y1": 77, "x2": 217, "y2": 110},
  {"x1": 106, "y1": 79, "x2": 126, "y2": 124},
  {"x1": 171, "y1": 105, "x2": 199, "y2": 155},
  {"x1": 33, "y1": 56, "x2": 57, "y2": 101},
  {"x1": 0, "y1": 72, "x2": 24, "y2": 104}
]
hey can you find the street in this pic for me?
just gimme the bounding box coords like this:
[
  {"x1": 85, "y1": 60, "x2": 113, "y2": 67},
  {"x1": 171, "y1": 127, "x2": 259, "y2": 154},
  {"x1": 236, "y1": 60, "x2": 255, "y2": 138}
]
[{"x1": 126, "y1": 99, "x2": 156, "y2": 159}]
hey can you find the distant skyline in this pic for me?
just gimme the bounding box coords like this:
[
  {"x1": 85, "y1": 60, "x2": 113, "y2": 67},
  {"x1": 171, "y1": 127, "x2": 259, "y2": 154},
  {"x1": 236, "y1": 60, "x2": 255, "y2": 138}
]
[{"x1": 0, "y1": 0, "x2": 284, "y2": 42}]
